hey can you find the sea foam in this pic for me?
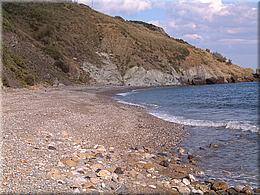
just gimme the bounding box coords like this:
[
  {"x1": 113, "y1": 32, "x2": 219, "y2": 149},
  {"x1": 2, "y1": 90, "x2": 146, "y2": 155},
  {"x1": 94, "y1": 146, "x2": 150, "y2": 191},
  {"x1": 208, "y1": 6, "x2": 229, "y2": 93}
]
[
  {"x1": 116, "y1": 90, "x2": 138, "y2": 97},
  {"x1": 150, "y1": 112, "x2": 259, "y2": 133}
]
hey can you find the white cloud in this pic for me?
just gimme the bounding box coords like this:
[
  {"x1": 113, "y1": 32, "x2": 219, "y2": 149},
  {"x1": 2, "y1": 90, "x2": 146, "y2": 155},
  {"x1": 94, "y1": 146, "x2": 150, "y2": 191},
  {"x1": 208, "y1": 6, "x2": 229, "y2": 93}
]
[
  {"x1": 226, "y1": 28, "x2": 241, "y2": 34},
  {"x1": 168, "y1": 21, "x2": 178, "y2": 29},
  {"x1": 194, "y1": 0, "x2": 226, "y2": 13},
  {"x1": 183, "y1": 34, "x2": 203, "y2": 40},
  {"x1": 79, "y1": 0, "x2": 152, "y2": 14},
  {"x1": 157, "y1": 0, "x2": 257, "y2": 44},
  {"x1": 168, "y1": 21, "x2": 197, "y2": 30},
  {"x1": 219, "y1": 39, "x2": 257, "y2": 45},
  {"x1": 169, "y1": 0, "x2": 230, "y2": 21}
]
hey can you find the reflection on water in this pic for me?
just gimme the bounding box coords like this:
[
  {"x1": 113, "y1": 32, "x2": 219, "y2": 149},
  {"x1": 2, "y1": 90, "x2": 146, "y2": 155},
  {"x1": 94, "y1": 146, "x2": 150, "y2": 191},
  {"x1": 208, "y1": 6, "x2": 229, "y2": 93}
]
[{"x1": 181, "y1": 126, "x2": 259, "y2": 187}]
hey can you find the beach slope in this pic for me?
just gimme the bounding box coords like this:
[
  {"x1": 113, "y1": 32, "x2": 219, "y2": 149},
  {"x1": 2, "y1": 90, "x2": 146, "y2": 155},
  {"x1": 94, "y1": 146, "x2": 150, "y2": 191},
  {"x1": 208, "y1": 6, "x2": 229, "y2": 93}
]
[{"x1": 2, "y1": 86, "x2": 194, "y2": 193}]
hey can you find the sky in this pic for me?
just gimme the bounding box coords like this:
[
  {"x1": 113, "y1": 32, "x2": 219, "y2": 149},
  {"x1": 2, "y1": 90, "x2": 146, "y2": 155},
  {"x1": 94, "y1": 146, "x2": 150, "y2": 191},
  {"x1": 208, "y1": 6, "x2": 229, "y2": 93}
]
[{"x1": 79, "y1": 0, "x2": 258, "y2": 69}]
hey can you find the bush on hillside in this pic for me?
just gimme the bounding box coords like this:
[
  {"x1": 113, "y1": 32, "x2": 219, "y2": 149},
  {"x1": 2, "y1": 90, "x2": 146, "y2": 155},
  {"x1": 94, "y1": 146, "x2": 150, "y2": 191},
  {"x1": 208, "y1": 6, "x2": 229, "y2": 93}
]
[
  {"x1": 25, "y1": 75, "x2": 35, "y2": 86},
  {"x1": 54, "y1": 60, "x2": 70, "y2": 73},
  {"x1": 175, "y1": 39, "x2": 189, "y2": 45},
  {"x1": 227, "y1": 59, "x2": 232, "y2": 65},
  {"x1": 44, "y1": 45, "x2": 62, "y2": 60},
  {"x1": 212, "y1": 52, "x2": 227, "y2": 63},
  {"x1": 35, "y1": 24, "x2": 54, "y2": 44}
]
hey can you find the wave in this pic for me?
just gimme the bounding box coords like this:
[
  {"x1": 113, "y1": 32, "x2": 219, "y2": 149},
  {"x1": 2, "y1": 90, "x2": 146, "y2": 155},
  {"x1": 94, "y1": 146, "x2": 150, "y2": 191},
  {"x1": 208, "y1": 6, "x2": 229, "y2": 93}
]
[
  {"x1": 114, "y1": 96, "x2": 258, "y2": 133},
  {"x1": 150, "y1": 112, "x2": 259, "y2": 133},
  {"x1": 116, "y1": 90, "x2": 138, "y2": 97},
  {"x1": 116, "y1": 92, "x2": 133, "y2": 97},
  {"x1": 116, "y1": 100, "x2": 146, "y2": 108}
]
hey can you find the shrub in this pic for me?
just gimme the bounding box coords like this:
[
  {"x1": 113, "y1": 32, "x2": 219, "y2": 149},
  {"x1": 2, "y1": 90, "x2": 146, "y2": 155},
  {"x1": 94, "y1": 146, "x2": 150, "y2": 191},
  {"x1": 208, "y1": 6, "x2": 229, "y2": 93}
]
[
  {"x1": 176, "y1": 47, "x2": 190, "y2": 61},
  {"x1": 175, "y1": 39, "x2": 189, "y2": 45},
  {"x1": 12, "y1": 54, "x2": 26, "y2": 68},
  {"x1": 213, "y1": 52, "x2": 227, "y2": 63},
  {"x1": 54, "y1": 60, "x2": 69, "y2": 73},
  {"x1": 25, "y1": 75, "x2": 35, "y2": 86},
  {"x1": 2, "y1": 75, "x2": 10, "y2": 87},
  {"x1": 3, "y1": 16, "x2": 14, "y2": 32},
  {"x1": 114, "y1": 16, "x2": 125, "y2": 21},
  {"x1": 227, "y1": 59, "x2": 232, "y2": 64},
  {"x1": 35, "y1": 24, "x2": 54, "y2": 43},
  {"x1": 44, "y1": 45, "x2": 62, "y2": 60}
]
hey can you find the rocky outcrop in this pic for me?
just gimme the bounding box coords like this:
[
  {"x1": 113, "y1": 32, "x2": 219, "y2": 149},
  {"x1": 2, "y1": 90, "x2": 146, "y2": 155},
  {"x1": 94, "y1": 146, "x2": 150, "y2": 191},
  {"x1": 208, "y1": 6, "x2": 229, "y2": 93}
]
[
  {"x1": 123, "y1": 66, "x2": 180, "y2": 86},
  {"x1": 82, "y1": 52, "x2": 123, "y2": 85}
]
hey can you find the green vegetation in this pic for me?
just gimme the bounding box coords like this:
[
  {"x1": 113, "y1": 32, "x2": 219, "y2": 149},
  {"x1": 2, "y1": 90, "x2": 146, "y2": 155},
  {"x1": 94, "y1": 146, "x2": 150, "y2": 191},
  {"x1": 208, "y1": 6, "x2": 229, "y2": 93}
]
[
  {"x1": 2, "y1": 77, "x2": 9, "y2": 87},
  {"x1": 2, "y1": 46, "x2": 35, "y2": 86},
  {"x1": 34, "y1": 24, "x2": 55, "y2": 44},
  {"x1": 44, "y1": 45, "x2": 63, "y2": 60},
  {"x1": 24, "y1": 75, "x2": 35, "y2": 86},
  {"x1": 53, "y1": 60, "x2": 69, "y2": 73},
  {"x1": 3, "y1": 17, "x2": 14, "y2": 32},
  {"x1": 177, "y1": 47, "x2": 190, "y2": 61}
]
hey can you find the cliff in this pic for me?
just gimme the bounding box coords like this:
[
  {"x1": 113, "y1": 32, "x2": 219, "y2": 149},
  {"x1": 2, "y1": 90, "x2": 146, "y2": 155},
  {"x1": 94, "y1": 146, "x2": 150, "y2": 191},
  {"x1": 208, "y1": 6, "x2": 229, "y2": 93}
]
[{"x1": 2, "y1": 2, "x2": 255, "y2": 87}]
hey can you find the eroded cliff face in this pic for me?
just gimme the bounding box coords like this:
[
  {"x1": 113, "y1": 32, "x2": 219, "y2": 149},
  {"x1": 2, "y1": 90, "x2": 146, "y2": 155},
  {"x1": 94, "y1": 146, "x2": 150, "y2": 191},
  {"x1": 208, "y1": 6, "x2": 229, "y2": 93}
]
[{"x1": 2, "y1": 3, "x2": 255, "y2": 88}]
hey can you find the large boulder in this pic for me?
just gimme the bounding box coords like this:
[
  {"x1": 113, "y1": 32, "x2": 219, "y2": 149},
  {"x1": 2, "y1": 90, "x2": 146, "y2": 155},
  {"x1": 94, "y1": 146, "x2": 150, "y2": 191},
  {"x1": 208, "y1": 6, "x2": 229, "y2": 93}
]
[{"x1": 211, "y1": 181, "x2": 229, "y2": 191}]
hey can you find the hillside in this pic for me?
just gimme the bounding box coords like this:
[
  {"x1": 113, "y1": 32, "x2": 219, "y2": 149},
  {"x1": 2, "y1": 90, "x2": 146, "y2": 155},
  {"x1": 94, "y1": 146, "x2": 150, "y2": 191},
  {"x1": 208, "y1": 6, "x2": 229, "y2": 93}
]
[{"x1": 2, "y1": 2, "x2": 255, "y2": 87}]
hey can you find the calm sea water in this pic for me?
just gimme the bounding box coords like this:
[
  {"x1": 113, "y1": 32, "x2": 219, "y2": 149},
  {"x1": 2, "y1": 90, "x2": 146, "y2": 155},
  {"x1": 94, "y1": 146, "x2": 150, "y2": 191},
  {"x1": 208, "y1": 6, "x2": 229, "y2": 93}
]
[{"x1": 114, "y1": 82, "x2": 259, "y2": 187}]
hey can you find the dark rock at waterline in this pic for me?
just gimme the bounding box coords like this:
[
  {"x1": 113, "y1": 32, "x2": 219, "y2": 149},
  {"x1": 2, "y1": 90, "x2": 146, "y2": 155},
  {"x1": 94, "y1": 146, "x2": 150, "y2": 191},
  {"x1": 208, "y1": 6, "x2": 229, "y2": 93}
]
[
  {"x1": 205, "y1": 77, "x2": 225, "y2": 84},
  {"x1": 190, "y1": 77, "x2": 206, "y2": 85},
  {"x1": 204, "y1": 190, "x2": 217, "y2": 195},
  {"x1": 193, "y1": 182, "x2": 210, "y2": 192},
  {"x1": 159, "y1": 160, "x2": 169, "y2": 167},
  {"x1": 216, "y1": 190, "x2": 229, "y2": 195},
  {"x1": 212, "y1": 181, "x2": 229, "y2": 191},
  {"x1": 187, "y1": 154, "x2": 197, "y2": 164},
  {"x1": 185, "y1": 75, "x2": 246, "y2": 86},
  {"x1": 188, "y1": 76, "x2": 227, "y2": 85},
  {"x1": 254, "y1": 188, "x2": 260, "y2": 194},
  {"x1": 226, "y1": 187, "x2": 239, "y2": 195},
  {"x1": 205, "y1": 179, "x2": 215, "y2": 185},
  {"x1": 209, "y1": 143, "x2": 220, "y2": 149},
  {"x1": 226, "y1": 76, "x2": 237, "y2": 83},
  {"x1": 241, "y1": 186, "x2": 254, "y2": 194},
  {"x1": 187, "y1": 154, "x2": 194, "y2": 159}
]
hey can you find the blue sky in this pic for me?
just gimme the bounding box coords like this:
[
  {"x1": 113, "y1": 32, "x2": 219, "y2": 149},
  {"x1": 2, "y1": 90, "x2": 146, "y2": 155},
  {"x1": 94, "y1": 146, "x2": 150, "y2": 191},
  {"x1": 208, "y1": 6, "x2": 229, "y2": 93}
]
[{"x1": 79, "y1": 0, "x2": 258, "y2": 69}]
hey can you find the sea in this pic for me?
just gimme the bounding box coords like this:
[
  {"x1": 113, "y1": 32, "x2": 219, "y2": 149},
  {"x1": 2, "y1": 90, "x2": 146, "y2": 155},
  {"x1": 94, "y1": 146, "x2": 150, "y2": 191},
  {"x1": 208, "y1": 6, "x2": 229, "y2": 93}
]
[{"x1": 114, "y1": 82, "x2": 259, "y2": 187}]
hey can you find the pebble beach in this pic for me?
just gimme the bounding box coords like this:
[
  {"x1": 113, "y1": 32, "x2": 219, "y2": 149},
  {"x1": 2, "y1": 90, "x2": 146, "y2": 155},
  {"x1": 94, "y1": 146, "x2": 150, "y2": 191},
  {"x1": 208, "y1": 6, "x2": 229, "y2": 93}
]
[{"x1": 1, "y1": 85, "x2": 258, "y2": 194}]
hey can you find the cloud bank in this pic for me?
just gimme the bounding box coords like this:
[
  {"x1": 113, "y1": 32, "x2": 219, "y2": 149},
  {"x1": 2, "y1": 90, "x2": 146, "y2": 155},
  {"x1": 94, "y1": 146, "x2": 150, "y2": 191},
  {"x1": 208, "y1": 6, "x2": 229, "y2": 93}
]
[{"x1": 79, "y1": 0, "x2": 152, "y2": 14}]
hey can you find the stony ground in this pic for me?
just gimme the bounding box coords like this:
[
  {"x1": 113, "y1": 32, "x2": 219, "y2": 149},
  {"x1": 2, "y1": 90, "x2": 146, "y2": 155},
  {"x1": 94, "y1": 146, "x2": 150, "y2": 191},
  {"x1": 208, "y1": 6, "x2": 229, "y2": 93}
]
[{"x1": 1, "y1": 85, "x2": 258, "y2": 194}]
